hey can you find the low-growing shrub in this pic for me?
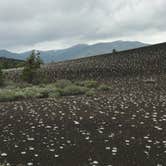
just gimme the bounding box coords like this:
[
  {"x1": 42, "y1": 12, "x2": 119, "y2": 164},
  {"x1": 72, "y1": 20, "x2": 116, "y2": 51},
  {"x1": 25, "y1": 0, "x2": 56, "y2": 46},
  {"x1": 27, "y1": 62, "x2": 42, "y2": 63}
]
[
  {"x1": 0, "y1": 87, "x2": 47, "y2": 101},
  {"x1": 61, "y1": 85, "x2": 88, "y2": 96},
  {"x1": 98, "y1": 84, "x2": 111, "y2": 91},
  {"x1": 21, "y1": 87, "x2": 42, "y2": 98},
  {"x1": 38, "y1": 90, "x2": 49, "y2": 98},
  {"x1": 48, "y1": 91, "x2": 61, "y2": 98},
  {"x1": 78, "y1": 80, "x2": 98, "y2": 88},
  {"x1": 0, "y1": 90, "x2": 18, "y2": 102},
  {"x1": 86, "y1": 89, "x2": 96, "y2": 96},
  {"x1": 55, "y1": 79, "x2": 72, "y2": 89},
  {"x1": 0, "y1": 79, "x2": 111, "y2": 102}
]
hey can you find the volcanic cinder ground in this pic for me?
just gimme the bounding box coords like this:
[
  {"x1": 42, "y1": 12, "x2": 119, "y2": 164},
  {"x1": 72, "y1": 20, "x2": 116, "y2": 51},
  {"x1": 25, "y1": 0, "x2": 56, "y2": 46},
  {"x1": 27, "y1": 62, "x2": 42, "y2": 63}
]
[{"x1": 0, "y1": 76, "x2": 166, "y2": 166}]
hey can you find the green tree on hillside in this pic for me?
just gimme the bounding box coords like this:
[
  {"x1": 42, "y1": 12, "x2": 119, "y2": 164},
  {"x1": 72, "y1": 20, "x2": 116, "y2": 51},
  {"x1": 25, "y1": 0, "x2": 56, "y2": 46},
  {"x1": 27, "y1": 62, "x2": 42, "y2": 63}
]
[
  {"x1": 112, "y1": 48, "x2": 117, "y2": 54},
  {"x1": 21, "y1": 50, "x2": 43, "y2": 84}
]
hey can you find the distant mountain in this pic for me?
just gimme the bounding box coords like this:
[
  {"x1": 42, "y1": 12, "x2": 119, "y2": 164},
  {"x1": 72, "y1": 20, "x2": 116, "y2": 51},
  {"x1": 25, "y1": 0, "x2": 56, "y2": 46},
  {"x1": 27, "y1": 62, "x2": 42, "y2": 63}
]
[
  {"x1": 0, "y1": 41, "x2": 149, "y2": 63},
  {"x1": 0, "y1": 50, "x2": 19, "y2": 59}
]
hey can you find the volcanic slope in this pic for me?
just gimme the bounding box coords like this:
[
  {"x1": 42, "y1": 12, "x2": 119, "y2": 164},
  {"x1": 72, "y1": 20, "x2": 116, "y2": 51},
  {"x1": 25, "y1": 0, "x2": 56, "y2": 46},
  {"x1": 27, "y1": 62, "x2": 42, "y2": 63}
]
[
  {"x1": 4, "y1": 42, "x2": 166, "y2": 82},
  {"x1": 42, "y1": 42, "x2": 166, "y2": 81}
]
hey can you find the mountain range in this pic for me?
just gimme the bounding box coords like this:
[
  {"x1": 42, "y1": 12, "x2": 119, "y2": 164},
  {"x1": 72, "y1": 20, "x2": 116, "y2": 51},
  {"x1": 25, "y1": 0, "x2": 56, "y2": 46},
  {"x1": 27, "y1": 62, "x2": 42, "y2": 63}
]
[{"x1": 0, "y1": 41, "x2": 149, "y2": 63}]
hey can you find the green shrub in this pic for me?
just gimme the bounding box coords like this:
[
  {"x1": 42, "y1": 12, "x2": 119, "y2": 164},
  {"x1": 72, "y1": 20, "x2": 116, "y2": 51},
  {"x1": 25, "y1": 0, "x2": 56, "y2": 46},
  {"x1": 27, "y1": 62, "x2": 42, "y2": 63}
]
[
  {"x1": 0, "y1": 90, "x2": 18, "y2": 102},
  {"x1": 45, "y1": 85, "x2": 62, "y2": 98},
  {"x1": 98, "y1": 84, "x2": 111, "y2": 91},
  {"x1": 38, "y1": 90, "x2": 49, "y2": 98},
  {"x1": 0, "y1": 86, "x2": 44, "y2": 101},
  {"x1": 86, "y1": 89, "x2": 96, "y2": 96},
  {"x1": 0, "y1": 84, "x2": 59, "y2": 101},
  {"x1": 48, "y1": 91, "x2": 61, "y2": 98},
  {"x1": 0, "y1": 79, "x2": 111, "y2": 102},
  {"x1": 14, "y1": 90, "x2": 26, "y2": 98},
  {"x1": 22, "y1": 87, "x2": 46, "y2": 98},
  {"x1": 80, "y1": 80, "x2": 98, "y2": 88},
  {"x1": 61, "y1": 85, "x2": 88, "y2": 96},
  {"x1": 55, "y1": 79, "x2": 72, "y2": 89}
]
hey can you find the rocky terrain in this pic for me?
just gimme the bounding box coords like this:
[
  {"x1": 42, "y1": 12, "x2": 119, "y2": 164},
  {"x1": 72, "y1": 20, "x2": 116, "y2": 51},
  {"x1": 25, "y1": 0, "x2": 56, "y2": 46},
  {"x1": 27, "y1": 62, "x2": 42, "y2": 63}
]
[{"x1": 0, "y1": 76, "x2": 166, "y2": 166}]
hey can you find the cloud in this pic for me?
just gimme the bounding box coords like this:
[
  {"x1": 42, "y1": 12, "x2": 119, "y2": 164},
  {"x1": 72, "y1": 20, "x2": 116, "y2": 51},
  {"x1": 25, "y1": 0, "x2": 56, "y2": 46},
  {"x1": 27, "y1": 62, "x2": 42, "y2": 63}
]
[{"x1": 0, "y1": 0, "x2": 166, "y2": 51}]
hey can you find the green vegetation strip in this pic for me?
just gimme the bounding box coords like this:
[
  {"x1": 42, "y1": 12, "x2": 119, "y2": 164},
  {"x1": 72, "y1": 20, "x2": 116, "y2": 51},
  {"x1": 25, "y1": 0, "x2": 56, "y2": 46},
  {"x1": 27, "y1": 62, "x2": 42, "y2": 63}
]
[{"x1": 0, "y1": 80, "x2": 111, "y2": 102}]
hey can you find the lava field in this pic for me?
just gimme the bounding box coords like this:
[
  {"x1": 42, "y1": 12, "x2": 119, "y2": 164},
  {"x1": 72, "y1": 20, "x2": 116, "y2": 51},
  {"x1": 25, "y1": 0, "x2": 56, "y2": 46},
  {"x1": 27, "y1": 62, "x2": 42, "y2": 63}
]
[{"x1": 0, "y1": 78, "x2": 166, "y2": 166}]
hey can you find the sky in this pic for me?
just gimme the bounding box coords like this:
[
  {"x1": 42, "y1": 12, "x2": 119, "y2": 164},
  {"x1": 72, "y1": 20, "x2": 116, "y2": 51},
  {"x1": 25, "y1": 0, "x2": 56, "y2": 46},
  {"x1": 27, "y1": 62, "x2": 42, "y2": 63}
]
[{"x1": 0, "y1": 0, "x2": 166, "y2": 52}]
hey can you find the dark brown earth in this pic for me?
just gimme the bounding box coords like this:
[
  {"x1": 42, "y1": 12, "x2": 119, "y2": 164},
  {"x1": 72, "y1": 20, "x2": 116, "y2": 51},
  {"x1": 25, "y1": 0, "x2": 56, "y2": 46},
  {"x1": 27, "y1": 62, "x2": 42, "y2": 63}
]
[{"x1": 0, "y1": 76, "x2": 166, "y2": 166}]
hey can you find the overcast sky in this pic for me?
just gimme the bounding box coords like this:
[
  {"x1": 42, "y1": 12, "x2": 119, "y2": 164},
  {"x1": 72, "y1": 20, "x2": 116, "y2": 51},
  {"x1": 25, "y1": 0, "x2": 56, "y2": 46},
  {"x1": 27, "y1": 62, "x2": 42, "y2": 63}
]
[{"x1": 0, "y1": 0, "x2": 166, "y2": 52}]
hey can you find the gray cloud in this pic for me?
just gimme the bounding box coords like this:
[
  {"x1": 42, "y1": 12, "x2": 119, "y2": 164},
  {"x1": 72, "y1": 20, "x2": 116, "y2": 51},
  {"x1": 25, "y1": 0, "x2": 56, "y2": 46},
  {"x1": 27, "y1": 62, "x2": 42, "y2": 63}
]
[{"x1": 0, "y1": 0, "x2": 166, "y2": 51}]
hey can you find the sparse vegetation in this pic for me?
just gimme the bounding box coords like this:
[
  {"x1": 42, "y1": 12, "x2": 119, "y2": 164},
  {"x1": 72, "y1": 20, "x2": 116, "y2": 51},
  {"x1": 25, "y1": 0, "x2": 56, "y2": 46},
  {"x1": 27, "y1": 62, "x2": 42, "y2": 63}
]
[
  {"x1": 48, "y1": 90, "x2": 61, "y2": 98},
  {"x1": 55, "y1": 79, "x2": 72, "y2": 89},
  {"x1": 61, "y1": 85, "x2": 88, "y2": 96},
  {"x1": 0, "y1": 80, "x2": 110, "y2": 102},
  {"x1": 86, "y1": 88, "x2": 96, "y2": 96},
  {"x1": 77, "y1": 80, "x2": 98, "y2": 88}
]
